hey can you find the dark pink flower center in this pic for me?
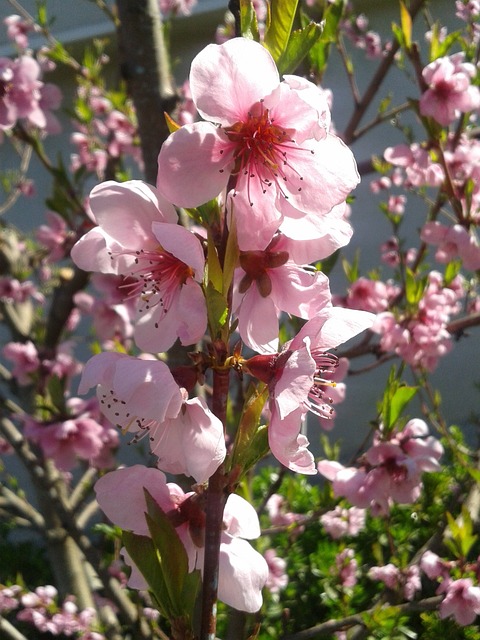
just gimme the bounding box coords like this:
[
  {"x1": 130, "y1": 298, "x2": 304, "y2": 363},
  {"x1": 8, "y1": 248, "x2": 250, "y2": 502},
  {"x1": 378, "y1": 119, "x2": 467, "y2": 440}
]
[
  {"x1": 112, "y1": 246, "x2": 194, "y2": 320},
  {"x1": 306, "y1": 350, "x2": 339, "y2": 419},
  {"x1": 223, "y1": 100, "x2": 305, "y2": 205},
  {"x1": 239, "y1": 247, "x2": 289, "y2": 297}
]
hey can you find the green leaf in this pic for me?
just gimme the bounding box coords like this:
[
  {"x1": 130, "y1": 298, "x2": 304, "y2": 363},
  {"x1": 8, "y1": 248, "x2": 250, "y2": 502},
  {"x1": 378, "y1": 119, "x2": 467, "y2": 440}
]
[
  {"x1": 264, "y1": 0, "x2": 299, "y2": 65},
  {"x1": 144, "y1": 490, "x2": 190, "y2": 617},
  {"x1": 399, "y1": 0, "x2": 412, "y2": 50},
  {"x1": 405, "y1": 268, "x2": 426, "y2": 305},
  {"x1": 379, "y1": 366, "x2": 418, "y2": 432},
  {"x1": 307, "y1": 1, "x2": 344, "y2": 75},
  {"x1": 229, "y1": 383, "x2": 270, "y2": 477},
  {"x1": 429, "y1": 23, "x2": 461, "y2": 60},
  {"x1": 46, "y1": 374, "x2": 67, "y2": 414},
  {"x1": 122, "y1": 531, "x2": 171, "y2": 616},
  {"x1": 341, "y1": 250, "x2": 360, "y2": 283},
  {"x1": 386, "y1": 386, "x2": 418, "y2": 430},
  {"x1": 240, "y1": 0, "x2": 260, "y2": 41},
  {"x1": 180, "y1": 568, "x2": 201, "y2": 620},
  {"x1": 222, "y1": 215, "x2": 239, "y2": 297},
  {"x1": 277, "y1": 21, "x2": 324, "y2": 75},
  {"x1": 391, "y1": 22, "x2": 405, "y2": 48},
  {"x1": 206, "y1": 231, "x2": 223, "y2": 293},
  {"x1": 205, "y1": 282, "x2": 229, "y2": 340}
]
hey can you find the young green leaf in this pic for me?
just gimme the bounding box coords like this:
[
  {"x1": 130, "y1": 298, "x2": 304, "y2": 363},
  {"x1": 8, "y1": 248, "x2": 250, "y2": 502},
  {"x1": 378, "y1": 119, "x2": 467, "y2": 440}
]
[{"x1": 264, "y1": 0, "x2": 299, "y2": 65}]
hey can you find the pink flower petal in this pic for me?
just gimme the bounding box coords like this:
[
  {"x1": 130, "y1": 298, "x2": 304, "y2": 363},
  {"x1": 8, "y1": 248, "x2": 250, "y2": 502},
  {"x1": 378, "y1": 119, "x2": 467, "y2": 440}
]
[
  {"x1": 157, "y1": 121, "x2": 233, "y2": 207},
  {"x1": 190, "y1": 38, "x2": 279, "y2": 125}
]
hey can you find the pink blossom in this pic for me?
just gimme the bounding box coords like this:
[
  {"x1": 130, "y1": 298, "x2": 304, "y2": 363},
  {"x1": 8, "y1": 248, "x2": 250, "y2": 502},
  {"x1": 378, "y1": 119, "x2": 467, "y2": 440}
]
[
  {"x1": 384, "y1": 143, "x2": 444, "y2": 188},
  {"x1": 2, "y1": 340, "x2": 40, "y2": 384},
  {"x1": 0, "y1": 276, "x2": 43, "y2": 304},
  {"x1": 79, "y1": 351, "x2": 183, "y2": 429},
  {"x1": 71, "y1": 180, "x2": 207, "y2": 352},
  {"x1": 317, "y1": 356, "x2": 349, "y2": 431},
  {"x1": 157, "y1": 38, "x2": 359, "y2": 250},
  {"x1": 419, "y1": 53, "x2": 480, "y2": 126},
  {"x1": 387, "y1": 194, "x2": 407, "y2": 215},
  {"x1": 21, "y1": 585, "x2": 57, "y2": 608},
  {"x1": 404, "y1": 565, "x2": 422, "y2": 601},
  {"x1": 0, "y1": 54, "x2": 60, "y2": 132},
  {"x1": 440, "y1": 578, "x2": 480, "y2": 625},
  {"x1": 380, "y1": 236, "x2": 401, "y2": 267},
  {"x1": 264, "y1": 549, "x2": 288, "y2": 593},
  {"x1": 0, "y1": 585, "x2": 21, "y2": 612},
  {"x1": 319, "y1": 419, "x2": 443, "y2": 511},
  {"x1": 159, "y1": 0, "x2": 197, "y2": 17},
  {"x1": 0, "y1": 56, "x2": 40, "y2": 129},
  {"x1": 81, "y1": 352, "x2": 223, "y2": 481},
  {"x1": 4, "y1": 15, "x2": 35, "y2": 49},
  {"x1": 420, "y1": 550, "x2": 451, "y2": 582},
  {"x1": 336, "y1": 548, "x2": 358, "y2": 588},
  {"x1": 105, "y1": 110, "x2": 139, "y2": 159},
  {"x1": 36, "y1": 211, "x2": 70, "y2": 262},
  {"x1": 369, "y1": 563, "x2": 421, "y2": 601},
  {"x1": 341, "y1": 276, "x2": 400, "y2": 313},
  {"x1": 233, "y1": 235, "x2": 332, "y2": 352},
  {"x1": 265, "y1": 493, "x2": 305, "y2": 529},
  {"x1": 148, "y1": 395, "x2": 226, "y2": 483},
  {"x1": 244, "y1": 307, "x2": 374, "y2": 474},
  {"x1": 373, "y1": 271, "x2": 464, "y2": 371},
  {"x1": 23, "y1": 398, "x2": 107, "y2": 471},
  {"x1": 368, "y1": 563, "x2": 400, "y2": 589},
  {"x1": 74, "y1": 290, "x2": 134, "y2": 344},
  {"x1": 456, "y1": 0, "x2": 480, "y2": 21},
  {"x1": 276, "y1": 202, "x2": 353, "y2": 264},
  {"x1": 421, "y1": 221, "x2": 480, "y2": 271},
  {"x1": 95, "y1": 465, "x2": 268, "y2": 612},
  {"x1": 37, "y1": 81, "x2": 63, "y2": 134},
  {"x1": 320, "y1": 505, "x2": 366, "y2": 539}
]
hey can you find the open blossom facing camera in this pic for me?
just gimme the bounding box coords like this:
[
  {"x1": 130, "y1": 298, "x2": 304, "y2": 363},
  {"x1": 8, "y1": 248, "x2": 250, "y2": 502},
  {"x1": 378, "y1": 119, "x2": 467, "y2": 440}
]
[
  {"x1": 157, "y1": 38, "x2": 359, "y2": 250},
  {"x1": 71, "y1": 180, "x2": 207, "y2": 352},
  {"x1": 419, "y1": 53, "x2": 480, "y2": 126}
]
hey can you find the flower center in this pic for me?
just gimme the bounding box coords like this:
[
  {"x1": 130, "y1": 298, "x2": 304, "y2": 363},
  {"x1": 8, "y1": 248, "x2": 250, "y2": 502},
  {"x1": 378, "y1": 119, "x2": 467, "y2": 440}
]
[
  {"x1": 112, "y1": 246, "x2": 194, "y2": 321},
  {"x1": 224, "y1": 100, "x2": 302, "y2": 206},
  {"x1": 305, "y1": 351, "x2": 339, "y2": 419},
  {"x1": 239, "y1": 248, "x2": 289, "y2": 297}
]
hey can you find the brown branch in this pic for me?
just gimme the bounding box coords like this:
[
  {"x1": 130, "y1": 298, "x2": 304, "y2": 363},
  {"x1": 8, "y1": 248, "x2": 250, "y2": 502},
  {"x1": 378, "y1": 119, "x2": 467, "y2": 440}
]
[
  {"x1": 0, "y1": 416, "x2": 150, "y2": 638},
  {"x1": 0, "y1": 486, "x2": 45, "y2": 529},
  {"x1": 282, "y1": 596, "x2": 443, "y2": 640},
  {"x1": 116, "y1": 0, "x2": 178, "y2": 184},
  {"x1": 342, "y1": 0, "x2": 428, "y2": 145},
  {"x1": 0, "y1": 616, "x2": 28, "y2": 640}
]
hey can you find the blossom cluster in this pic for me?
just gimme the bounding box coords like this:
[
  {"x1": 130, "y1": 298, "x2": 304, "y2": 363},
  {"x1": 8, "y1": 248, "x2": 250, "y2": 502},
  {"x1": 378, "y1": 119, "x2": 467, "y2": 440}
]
[
  {"x1": 66, "y1": 36, "x2": 375, "y2": 613},
  {"x1": 1, "y1": 15, "x2": 62, "y2": 134},
  {"x1": 318, "y1": 419, "x2": 443, "y2": 513},
  {"x1": 0, "y1": 585, "x2": 104, "y2": 639}
]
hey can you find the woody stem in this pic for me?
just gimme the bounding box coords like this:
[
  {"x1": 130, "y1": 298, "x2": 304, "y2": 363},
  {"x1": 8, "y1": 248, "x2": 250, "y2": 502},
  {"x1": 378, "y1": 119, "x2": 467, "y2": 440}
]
[{"x1": 200, "y1": 361, "x2": 230, "y2": 640}]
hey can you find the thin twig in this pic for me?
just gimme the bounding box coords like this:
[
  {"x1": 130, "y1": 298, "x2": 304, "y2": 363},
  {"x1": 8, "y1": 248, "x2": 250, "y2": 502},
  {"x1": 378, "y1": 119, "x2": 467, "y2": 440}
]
[
  {"x1": 69, "y1": 467, "x2": 98, "y2": 512},
  {"x1": 343, "y1": 0, "x2": 428, "y2": 145},
  {"x1": 0, "y1": 486, "x2": 45, "y2": 529},
  {"x1": 282, "y1": 596, "x2": 443, "y2": 639},
  {"x1": 0, "y1": 616, "x2": 29, "y2": 640}
]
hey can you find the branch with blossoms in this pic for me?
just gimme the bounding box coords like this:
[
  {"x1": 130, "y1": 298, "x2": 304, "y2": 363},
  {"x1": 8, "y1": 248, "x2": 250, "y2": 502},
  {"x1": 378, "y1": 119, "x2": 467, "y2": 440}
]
[{"x1": 1, "y1": 0, "x2": 480, "y2": 639}]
